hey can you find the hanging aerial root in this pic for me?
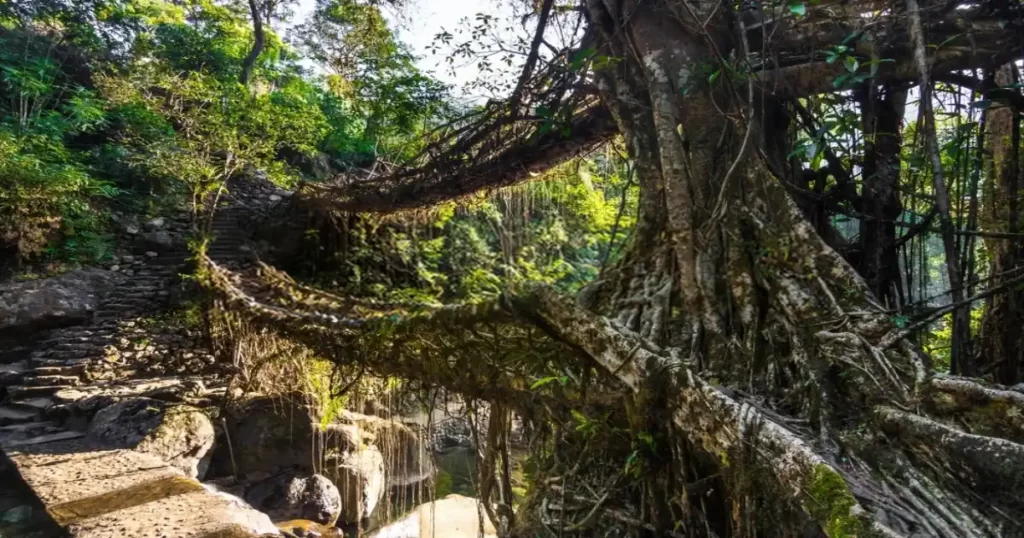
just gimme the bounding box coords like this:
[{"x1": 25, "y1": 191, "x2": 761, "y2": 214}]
[
  {"x1": 201, "y1": 255, "x2": 513, "y2": 331},
  {"x1": 255, "y1": 261, "x2": 442, "y2": 314},
  {"x1": 200, "y1": 255, "x2": 1024, "y2": 536}
]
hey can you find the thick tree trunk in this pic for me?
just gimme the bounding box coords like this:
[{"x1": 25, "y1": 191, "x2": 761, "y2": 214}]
[
  {"x1": 239, "y1": 0, "x2": 264, "y2": 86},
  {"x1": 575, "y1": 0, "x2": 1022, "y2": 535},
  {"x1": 980, "y1": 63, "x2": 1023, "y2": 385},
  {"x1": 858, "y1": 84, "x2": 907, "y2": 308}
]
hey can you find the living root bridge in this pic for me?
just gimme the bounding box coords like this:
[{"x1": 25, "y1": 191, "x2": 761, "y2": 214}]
[{"x1": 201, "y1": 255, "x2": 1024, "y2": 537}]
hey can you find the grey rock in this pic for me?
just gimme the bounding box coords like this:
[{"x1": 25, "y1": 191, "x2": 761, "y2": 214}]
[
  {"x1": 335, "y1": 411, "x2": 434, "y2": 487},
  {"x1": 121, "y1": 255, "x2": 135, "y2": 264},
  {"x1": 109, "y1": 265, "x2": 120, "y2": 272},
  {"x1": 1011, "y1": 383, "x2": 1024, "y2": 395},
  {"x1": 269, "y1": 194, "x2": 282, "y2": 202},
  {"x1": 326, "y1": 447, "x2": 385, "y2": 523},
  {"x1": 145, "y1": 251, "x2": 159, "y2": 258},
  {"x1": 125, "y1": 225, "x2": 139, "y2": 235},
  {"x1": 145, "y1": 217, "x2": 166, "y2": 230},
  {"x1": 246, "y1": 470, "x2": 272, "y2": 484},
  {"x1": 88, "y1": 397, "x2": 215, "y2": 479},
  {"x1": 214, "y1": 396, "x2": 317, "y2": 476},
  {"x1": 141, "y1": 230, "x2": 174, "y2": 250},
  {"x1": 246, "y1": 472, "x2": 341, "y2": 525},
  {"x1": 0, "y1": 269, "x2": 124, "y2": 334}
]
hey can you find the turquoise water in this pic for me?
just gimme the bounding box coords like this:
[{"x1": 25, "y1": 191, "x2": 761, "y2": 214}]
[{"x1": 0, "y1": 459, "x2": 61, "y2": 538}]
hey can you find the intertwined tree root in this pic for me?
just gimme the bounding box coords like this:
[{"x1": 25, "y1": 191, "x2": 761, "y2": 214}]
[{"x1": 200, "y1": 254, "x2": 1024, "y2": 537}]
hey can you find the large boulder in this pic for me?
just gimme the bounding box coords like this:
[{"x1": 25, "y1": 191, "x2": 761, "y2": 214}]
[
  {"x1": 140, "y1": 230, "x2": 175, "y2": 250},
  {"x1": 88, "y1": 397, "x2": 215, "y2": 479},
  {"x1": 326, "y1": 446, "x2": 386, "y2": 524},
  {"x1": 211, "y1": 396, "x2": 420, "y2": 524},
  {"x1": 245, "y1": 471, "x2": 341, "y2": 525},
  {"x1": 215, "y1": 395, "x2": 318, "y2": 477},
  {"x1": 336, "y1": 411, "x2": 434, "y2": 486},
  {"x1": 0, "y1": 268, "x2": 124, "y2": 335}
]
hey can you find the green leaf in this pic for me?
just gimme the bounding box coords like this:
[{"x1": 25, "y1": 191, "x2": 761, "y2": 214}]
[
  {"x1": 569, "y1": 47, "x2": 596, "y2": 71},
  {"x1": 708, "y1": 69, "x2": 721, "y2": 84},
  {"x1": 832, "y1": 73, "x2": 851, "y2": 88},
  {"x1": 844, "y1": 56, "x2": 859, "y2": 73},
  {"x1": 891, "y1": 315, "x2": 910, "y2": 329},
  {"x1": 530, "y1": 376, "x2": 560, "y2": 390},
  {"x1": 810, "y1": 152, "x2": 824, "y2": 171},
  {"x1": 805, "y1": 141, "x2": 819, "y2": 161},
  {"x1": 789, "y1": 2, "x2": 807, "y2": 16}
]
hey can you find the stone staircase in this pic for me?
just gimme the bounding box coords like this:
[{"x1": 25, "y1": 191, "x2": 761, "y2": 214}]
[{"x1": 0, "y1": 205, "x2": 254, "y2": 448}]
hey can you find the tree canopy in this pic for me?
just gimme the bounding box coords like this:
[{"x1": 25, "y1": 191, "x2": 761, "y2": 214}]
[{"x1": 4, "y1": 0, "x2": 1024, "y2": 536}]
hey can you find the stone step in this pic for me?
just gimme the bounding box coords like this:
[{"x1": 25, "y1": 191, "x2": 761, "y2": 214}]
[
  {"x1": 208, "y1": 243, "x2": 246, "y2": 249},
  {"x1": 33, "y1": 358, "x2": 90, "y2": 368},
  {"x1": 9, "y1": 397, "x2": 54, "y2": 413},
  {"x1": 0, "y1": 361, "x2": 28, "y2": 385},
  {"x1": 0, "y1": 430, "x2": 83, "y2": 448},
  {"x1": 96, "y1": 302, "x2": 147, "y2": 311},
  {"x1": 32, "y1": 364, "x2": 86, "y2": 377},
  {"x1": 23, "y1": 375, "x2": 81, "y2": 388},
  {"x1": 0, "y1": 406, "x2": 39, "y2": 426},
  {"x1": 145, "y1": 258, "x2": 188, "y2": 267},
  {"x1": 105, "y1": 291, "x2": 165, "y2": 300},
  {"x1": 41, "y1": 332, "x2": 114, "y2": 345},
  {"x1": 37, "y1": 348, "x2": 97, "y2": 360},
  {"x1": 124, "y1": 273, "x2": 173, "y2": 280},
  {"x1": 49, "y1": 342, "x2": 105, "y2": 352},
  {"x1": 0, "y1": 370, "x2": 25, "y2": 386},
  {"x1": 5, "y1": 443, "x2": 280, "y2": 536},
  {"x1": 7, "y1": 385, "x2": 65, "y2": 399},
  {"x1": 95, "y1": 310, "x2": 144, "y2": 318},
  {"x1": 0, "y1": 420, "x2": 58, "y2": 435},
  {"x1": 0, "y1": 360, "x2": 29, "y2": 372}
]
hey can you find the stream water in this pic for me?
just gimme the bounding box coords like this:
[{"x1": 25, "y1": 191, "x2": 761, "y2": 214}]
[{"x1": 0, "y1": 459, "x2": 62, "y2": 538}]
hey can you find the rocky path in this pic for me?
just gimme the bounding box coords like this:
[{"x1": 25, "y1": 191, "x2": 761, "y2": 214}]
[{"x1": 0, "y1": 205, "x2": 253, "y2": 449}]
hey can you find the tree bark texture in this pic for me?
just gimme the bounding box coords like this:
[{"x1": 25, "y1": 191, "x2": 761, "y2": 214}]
[
  {"x1": 858, "y1": 84, "x2": 906, "y2": 308},
  {"x1": 980, "y1": 63, "x2": 1023, "y2": 385},
  {"x1": 239, "y1": 0, "x2": 264, "y2": 86},
  {"x1": 571, "y1": 0, "x2": 1022, "y2": 534}
]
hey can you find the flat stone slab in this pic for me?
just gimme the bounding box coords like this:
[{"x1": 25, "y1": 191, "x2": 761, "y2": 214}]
[
  {"x1": 5, "y1": 438, "x2": 279, "y2": 537},
  {"x1": 1, "y1": 430, "x2": 83, "y2": 448},
  {"x1": 9, "y1": 444, "x2": 179, "y2": 504},
  {"x1": 65, "y1": 488, "x2": 280, "y2": 538},
  {"x1": 0, "y1": 406, "x2": 37, "y2": 425},
  {"x1": 10, "y1": 396, "x2": 53, "y2": 411}
]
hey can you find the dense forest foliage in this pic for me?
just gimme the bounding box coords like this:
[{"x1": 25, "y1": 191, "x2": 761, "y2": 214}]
[
  {"x1": 4, "y1": 0, "x2": 1024, "y2": 536},
  {"x1": 0, "y1": 0, "x2": 636, "y2": 300}
]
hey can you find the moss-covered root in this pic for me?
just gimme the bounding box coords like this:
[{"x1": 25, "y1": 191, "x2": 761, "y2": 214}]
[
  {"x1": 804, "y1": 465, "x2": 888, "y2": 538},
  {"x1": 515, "y1": 286, "x2": 902, "y2": 538}
]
